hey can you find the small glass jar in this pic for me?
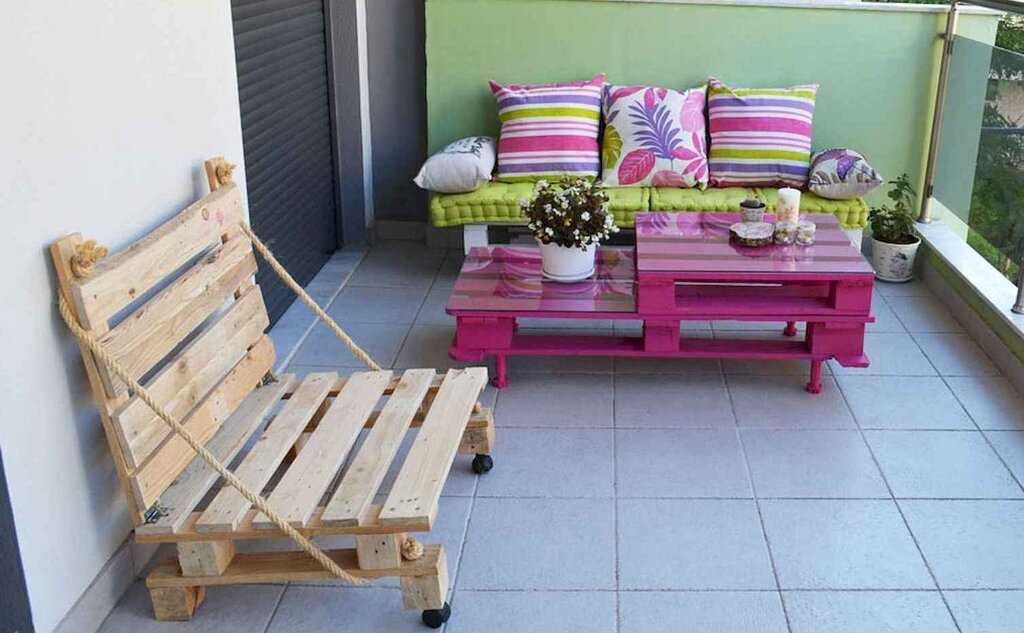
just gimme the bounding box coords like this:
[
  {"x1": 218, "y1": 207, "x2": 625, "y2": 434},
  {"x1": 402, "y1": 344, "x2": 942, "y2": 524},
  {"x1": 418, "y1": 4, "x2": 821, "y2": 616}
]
[
  {"x1": 774, "y1": 221, "x2": 797, "y2": 245},
  {"x1": 796, "y1": 220, "x2": 816, "y2": 246}
]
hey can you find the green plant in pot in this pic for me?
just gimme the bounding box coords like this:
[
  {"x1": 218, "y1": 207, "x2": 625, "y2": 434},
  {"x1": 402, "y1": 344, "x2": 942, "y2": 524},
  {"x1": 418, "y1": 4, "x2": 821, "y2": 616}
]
[{"x1": 868, "y1": 174, "x2": 920, "y2": 283}]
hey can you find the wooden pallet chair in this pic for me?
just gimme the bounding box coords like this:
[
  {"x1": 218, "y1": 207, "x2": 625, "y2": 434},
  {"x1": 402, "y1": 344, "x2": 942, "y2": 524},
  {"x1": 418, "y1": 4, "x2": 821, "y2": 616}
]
[{"x1": 50, "y1": 158, "x2": 495, "y2": 628}]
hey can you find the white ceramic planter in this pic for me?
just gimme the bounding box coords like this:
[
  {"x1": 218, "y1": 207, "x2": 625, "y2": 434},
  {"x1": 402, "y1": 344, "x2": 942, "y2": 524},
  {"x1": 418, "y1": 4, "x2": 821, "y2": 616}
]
[
  {"x1": 871, "y1": 236, "x2": 921, "y2": 283},
  {"x1": 538, "y1": 239, "x2": 596, "y2": 282}
]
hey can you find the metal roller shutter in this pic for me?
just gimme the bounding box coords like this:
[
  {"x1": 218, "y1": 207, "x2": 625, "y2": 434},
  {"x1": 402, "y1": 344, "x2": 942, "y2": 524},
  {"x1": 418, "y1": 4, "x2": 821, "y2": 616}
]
[{"x1": 231, "y1": 0, "x2": 339, "y2": 324}]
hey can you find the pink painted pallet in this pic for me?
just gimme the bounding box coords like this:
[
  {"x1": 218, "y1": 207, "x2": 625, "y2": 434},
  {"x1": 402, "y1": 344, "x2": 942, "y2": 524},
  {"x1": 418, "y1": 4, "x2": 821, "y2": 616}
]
[{"x1": 447, "y1": 213, "x2": 874, "y2": 393}]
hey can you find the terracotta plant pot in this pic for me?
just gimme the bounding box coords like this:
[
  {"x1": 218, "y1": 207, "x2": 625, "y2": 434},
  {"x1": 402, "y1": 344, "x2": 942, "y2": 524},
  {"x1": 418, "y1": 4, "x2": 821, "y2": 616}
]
[
  {"x1": 870, "y1": 235, "x2": 920, "y2": 283},
  {"x1": 537, "y1": 239, "x2": 596, "y2": 282}
]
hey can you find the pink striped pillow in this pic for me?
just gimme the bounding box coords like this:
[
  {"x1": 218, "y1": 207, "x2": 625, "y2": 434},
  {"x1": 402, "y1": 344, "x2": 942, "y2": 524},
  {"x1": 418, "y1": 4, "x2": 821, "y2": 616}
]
[
  {"x1": 707, "y1": 77, "x2": 818, "y2": 188},
  {"x1": 489, "y1": 74, "x2": 604, "y2": 182}
]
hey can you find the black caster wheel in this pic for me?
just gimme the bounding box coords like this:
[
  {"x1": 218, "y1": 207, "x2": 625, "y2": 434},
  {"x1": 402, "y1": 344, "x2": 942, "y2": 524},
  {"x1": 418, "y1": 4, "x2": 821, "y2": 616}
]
[
  {"x1": 471, "y1": 454, "x2": 494, "y2": 475},
  {"x1": 421, "y1": 602, "x2": 451, "y2": 628}
]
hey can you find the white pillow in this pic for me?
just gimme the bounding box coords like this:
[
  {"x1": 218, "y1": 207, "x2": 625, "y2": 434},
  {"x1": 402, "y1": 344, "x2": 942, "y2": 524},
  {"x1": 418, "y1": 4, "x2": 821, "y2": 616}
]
[{"x1": 414, "y1": 136, "x2": 496, "y2": 193}]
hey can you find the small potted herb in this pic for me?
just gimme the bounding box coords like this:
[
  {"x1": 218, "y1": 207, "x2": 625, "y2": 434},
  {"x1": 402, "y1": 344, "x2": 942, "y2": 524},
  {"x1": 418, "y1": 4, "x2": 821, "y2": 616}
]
[
  {"x1": 519, "y1": 177, "x2": 619, "y2": 281},
  {"x1": 868, "y1": 174, "x2": 920, "y2": 283}
]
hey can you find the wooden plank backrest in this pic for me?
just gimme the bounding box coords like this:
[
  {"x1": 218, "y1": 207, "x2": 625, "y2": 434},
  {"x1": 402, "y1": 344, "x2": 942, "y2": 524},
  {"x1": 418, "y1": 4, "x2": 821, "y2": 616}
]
[{"x1": 51, "y1": 180, "x2": 275, "y2": 523}]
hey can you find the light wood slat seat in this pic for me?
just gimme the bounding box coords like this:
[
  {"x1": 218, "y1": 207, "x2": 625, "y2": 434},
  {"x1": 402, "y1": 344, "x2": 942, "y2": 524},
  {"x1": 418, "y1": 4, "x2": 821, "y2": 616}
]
[{"x1": 50, "y1": 159, "x2": 496, "y2": 627}]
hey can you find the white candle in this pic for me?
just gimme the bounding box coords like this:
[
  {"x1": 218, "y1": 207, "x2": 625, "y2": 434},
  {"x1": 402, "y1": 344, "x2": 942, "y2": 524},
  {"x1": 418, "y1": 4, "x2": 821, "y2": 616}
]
[{"x1": 777, "y1": 188, "x2": 801, "y2": 223}]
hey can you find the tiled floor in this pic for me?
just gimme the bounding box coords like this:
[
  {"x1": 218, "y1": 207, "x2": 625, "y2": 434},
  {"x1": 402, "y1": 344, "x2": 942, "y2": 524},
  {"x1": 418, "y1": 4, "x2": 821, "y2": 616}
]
[{"x1": 100, "y1": 242, "x2": 1024, "y2": 633}]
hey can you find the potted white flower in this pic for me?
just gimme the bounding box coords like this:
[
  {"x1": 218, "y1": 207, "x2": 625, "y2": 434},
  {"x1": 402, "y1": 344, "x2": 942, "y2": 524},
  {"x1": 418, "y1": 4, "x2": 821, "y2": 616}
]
[
  {"x1": 868, "y1": 174, "x2": 921, "y2": 283},
  {"x1": 519, "y1": 177, "x2": 619, "y2": 281}
]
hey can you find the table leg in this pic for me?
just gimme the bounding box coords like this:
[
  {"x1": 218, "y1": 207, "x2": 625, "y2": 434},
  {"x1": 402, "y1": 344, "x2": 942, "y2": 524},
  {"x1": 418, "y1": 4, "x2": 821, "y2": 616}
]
[
  {"x1": 493, "y1": 354, "x2": 509, "y2": 389},
  {"x1": 806, "y1": 360, "x2": 824, "y2": 394},
  {"x1": 784, "y1": 321, "x2": 798, "y2": 337}
]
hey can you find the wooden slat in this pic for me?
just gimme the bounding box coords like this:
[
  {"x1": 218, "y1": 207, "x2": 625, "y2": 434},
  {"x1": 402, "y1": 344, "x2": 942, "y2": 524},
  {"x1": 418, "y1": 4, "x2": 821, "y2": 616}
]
[
  {"x1": 96, "y1": 233, "x2": 258, "y2": 398},
  {"x1": 114, "y1": 286, "x2": 269, "y2": 469},
  {"x1": 136, "y1": 503, "x2": 430, "y2": 543},
  {"x1": 379, "y1": 368, "x2": 487, "y2": 527},
  {"x1": 130, "y1": 336, "x2": 276, "y2": 510},
  {"x1": 136, "y1": 375, "x2": 297, "y2": 536},
  {"x1": 195, "y1": 372, "x2": 337, "y2": 532},
  {"x1": 252, "y1": 371, "x2": 392, "y2": 529},
  {"x1": 322, "y1": 369, "x2": 436, "y2": 527},
  {"x1": 146, "y1": 545, "x2": 444, "y2": 587},
  {"x1": 70, "y1": 183, "x2": 244, "y2": 329}
]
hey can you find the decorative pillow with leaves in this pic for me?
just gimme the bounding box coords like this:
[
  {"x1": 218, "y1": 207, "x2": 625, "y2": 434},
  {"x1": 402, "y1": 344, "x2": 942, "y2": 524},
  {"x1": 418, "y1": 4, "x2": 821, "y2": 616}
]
[{"x1": 601, "y1": 84, "x2": 708, "y2": 188}]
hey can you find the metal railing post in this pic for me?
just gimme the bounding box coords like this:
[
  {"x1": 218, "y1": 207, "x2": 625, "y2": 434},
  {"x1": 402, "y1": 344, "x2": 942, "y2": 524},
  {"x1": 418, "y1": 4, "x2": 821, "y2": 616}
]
[
  {"x1": 1014, "y1": 262, "x2": 1024, "y2": 314},
  {"x1": 919, "y1": 1, "x2": 961, "y2": 223}
]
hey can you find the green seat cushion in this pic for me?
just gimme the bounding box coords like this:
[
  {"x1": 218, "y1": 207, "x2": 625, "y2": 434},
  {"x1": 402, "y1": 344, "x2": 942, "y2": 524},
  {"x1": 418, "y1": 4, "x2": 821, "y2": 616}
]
[
  {"x1": 429, "y1": 182, "x2": 649, "y2": 228},
  {"x1": 650, "y1": 187, "x2": 753, "y2": 212},
  {"x1": 754, "y1": 188, "x2": 868, "y2": 229}
]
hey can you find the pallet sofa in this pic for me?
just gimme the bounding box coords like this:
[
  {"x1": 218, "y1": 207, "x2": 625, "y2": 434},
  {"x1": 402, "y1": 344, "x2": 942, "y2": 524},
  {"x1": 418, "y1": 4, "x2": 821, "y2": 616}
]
[
  {"x1": 430, "y1": 182, "x2": 869, "y2": 253},
  {"x1": 51, "y1": 161, "x2": 495, "y2": 627}
]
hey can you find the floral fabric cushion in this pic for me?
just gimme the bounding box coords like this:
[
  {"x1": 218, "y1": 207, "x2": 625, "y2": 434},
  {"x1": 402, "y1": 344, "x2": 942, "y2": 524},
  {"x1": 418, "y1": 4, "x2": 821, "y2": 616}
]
[
  {"x1": 808, "y1": 148, "x2": 884, "y2": 200},
  {"x1": 601, "y1": 85, "x2": 708, "y2": 188},
  {"x1": 489, "y1": 74, "x2": 604, "y2": 182},
  {"x1": 707, "y1": 77, "x2": 818, "y2": 188}
]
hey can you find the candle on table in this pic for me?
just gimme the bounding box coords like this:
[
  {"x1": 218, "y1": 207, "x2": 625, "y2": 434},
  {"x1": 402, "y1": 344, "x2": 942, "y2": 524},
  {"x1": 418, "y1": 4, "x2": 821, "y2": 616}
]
[{"x1": 777, "y1": 188, "x2": 801, "y2": 223}]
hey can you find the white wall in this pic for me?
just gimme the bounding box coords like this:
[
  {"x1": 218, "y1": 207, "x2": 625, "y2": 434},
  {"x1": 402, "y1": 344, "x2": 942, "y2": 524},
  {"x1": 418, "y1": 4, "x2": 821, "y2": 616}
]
[{"x1": 0, "y1": 3, "x2": 246, "y2": 631}]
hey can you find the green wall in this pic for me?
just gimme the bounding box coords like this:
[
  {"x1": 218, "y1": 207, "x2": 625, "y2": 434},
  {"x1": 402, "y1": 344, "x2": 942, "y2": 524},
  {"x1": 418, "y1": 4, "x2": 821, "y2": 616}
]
[{"x1": 426, "y1": 0, "x2": 999, "y2": 207}]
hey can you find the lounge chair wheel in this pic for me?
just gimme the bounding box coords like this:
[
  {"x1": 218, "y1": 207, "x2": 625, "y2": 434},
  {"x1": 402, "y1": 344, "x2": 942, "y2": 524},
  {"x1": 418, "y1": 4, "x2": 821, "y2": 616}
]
[
  {"x1": 422, "y1": 602, "x2": 452, "y2": 628},
  {"x1": 471, "y1": 454, "x2": 493, "y2": 474}
]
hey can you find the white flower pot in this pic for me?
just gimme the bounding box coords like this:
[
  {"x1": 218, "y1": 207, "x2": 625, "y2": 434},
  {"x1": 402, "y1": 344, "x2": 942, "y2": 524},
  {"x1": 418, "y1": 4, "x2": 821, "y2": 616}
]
[
  {"x1": 538, "y1": 239, "x2": 596, "y2": 282},
  {"x1": 871, "y1": 236, "x2": 921, "y2": 283}
]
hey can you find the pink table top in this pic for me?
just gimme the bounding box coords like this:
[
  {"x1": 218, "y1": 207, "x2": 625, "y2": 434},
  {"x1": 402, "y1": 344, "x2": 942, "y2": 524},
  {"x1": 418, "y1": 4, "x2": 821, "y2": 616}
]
[
  {"x1": 447, "y1": 246, "x2": 635, "y2": 314},
  {"x1": 635, "y1": 212, "x2": 874, "y2": 276}
]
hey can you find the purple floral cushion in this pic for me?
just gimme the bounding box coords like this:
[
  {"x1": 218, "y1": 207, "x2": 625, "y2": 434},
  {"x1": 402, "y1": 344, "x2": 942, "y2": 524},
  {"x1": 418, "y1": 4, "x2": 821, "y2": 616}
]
[
  {"x1": 601, "y1": 85, "x2": 708, "y2": 188},
  {"x1": 808, "y1": 148, "x2": 883, "y2": 200}
]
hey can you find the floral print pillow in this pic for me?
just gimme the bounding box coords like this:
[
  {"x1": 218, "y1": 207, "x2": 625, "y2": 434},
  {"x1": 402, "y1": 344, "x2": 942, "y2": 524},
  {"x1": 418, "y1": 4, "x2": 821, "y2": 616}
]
[{"x1": 601, "y1": 85, "x2": 708, "y2": 188}]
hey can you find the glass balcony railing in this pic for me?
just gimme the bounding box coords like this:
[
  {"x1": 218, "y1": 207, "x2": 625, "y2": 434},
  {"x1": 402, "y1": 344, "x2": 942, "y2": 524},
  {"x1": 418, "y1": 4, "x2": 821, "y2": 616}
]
[{"x1": 932, "y1": 14, "x2": 1024, "y2": 286}]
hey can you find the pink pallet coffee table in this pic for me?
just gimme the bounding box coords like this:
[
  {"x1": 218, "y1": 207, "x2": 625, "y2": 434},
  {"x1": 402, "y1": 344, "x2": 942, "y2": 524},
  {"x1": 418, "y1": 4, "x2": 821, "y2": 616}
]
[{"x1": 447, "y1": 212, "x2": 874, "y2": 393}]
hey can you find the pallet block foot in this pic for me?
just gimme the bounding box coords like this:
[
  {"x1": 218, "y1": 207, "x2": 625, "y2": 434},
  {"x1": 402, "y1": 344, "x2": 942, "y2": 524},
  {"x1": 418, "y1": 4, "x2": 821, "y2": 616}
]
[
  {"x1": 355, "y1": 533, "x2": 403, "y2": 570},
  {"x1": 459, "y1": 410, "x2": 495, "y2": 455},
  {"x1": 149, "y1": 585, "x2": 205, "y2": 621},
  {"x1": 400, "y1": 549, "x2": 449, "y2": 610},
  {"x1": 178, "y1": 540, "x2": 236, "y2": 576}
]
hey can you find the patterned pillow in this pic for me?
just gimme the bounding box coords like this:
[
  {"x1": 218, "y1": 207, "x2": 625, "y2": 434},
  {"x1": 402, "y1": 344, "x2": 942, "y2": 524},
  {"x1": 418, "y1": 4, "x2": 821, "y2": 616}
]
[
  {"x1": 601, "y1": 84, "x2": 708, "y2": 188},
  {"x1": 707, "y1": 77, "x2": 818, "y2": 188},
  {"x1": 808, "y1": 148, "x2": 883, "y2": 199},
  {"x1": 489, "y1": 74, "x2": 604, "y2": 182}
]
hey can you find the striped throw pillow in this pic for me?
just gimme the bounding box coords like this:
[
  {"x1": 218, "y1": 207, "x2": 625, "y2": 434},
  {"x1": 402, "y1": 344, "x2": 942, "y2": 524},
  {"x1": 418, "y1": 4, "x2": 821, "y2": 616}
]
[
  {"x1": 489, "y1": 74, "x2": 604, "y2": 182},
  {"x1": 707, "y1": 77, "x2": 818, "y2": 188}
]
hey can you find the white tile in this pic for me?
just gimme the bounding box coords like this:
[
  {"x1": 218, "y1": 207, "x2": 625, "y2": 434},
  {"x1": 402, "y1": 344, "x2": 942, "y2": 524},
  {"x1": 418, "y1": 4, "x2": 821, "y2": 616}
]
[
  {"x1": 347, "y1": 250, "x2": 443, "y2": 288},
  {"x1": 913, "y1": 333, "x2": 1000, "y2": 377},
  {"x1": 475, "y1": 428, "x2": 614, "y2": 498},
  {"x1": 290, "y1": 321, "x2": 409, "y2": 368},
  {"x1": 458, "y1": 498, "x2": 616, "y2": 590},
  {"x1": 742, "y1": 430, "x2": 889, "y2": 498},
  {"x1": 619, "y1": 591, "x2": 789, "y2": 633},
  {"x1": 875, "y1": 278, "x2": 930, "y2": 297},
  {"x1": 99, "y1": 583, "x2": 284, "y2": 633},
  {"x1": 760, "y1": 499, "x2": 934, "y2": 589},
  {"x1": 986, "y1": 431, "x2": 1024, "y2": 485},
  {"x1": 728, "y1": 375, "x2": 857, "y2": 429},
  {"x1": 900, "y1": 500, "x2": 1024, "y2": 589},
  {"x1": 393, "y1": 325, "x2": 471, "y2": 371},
  {"x1": 835, "y1": 375, "x2": 975, "y2": 430},
  {"x1": 866, "y1": 296, "x2": 908, "y2": 333},
  {"x1": 614, "y1": 373, "x2": 735, "y2": 428},
  {"x1": 865, "y1": 431, "x2": 1023, "y2": 499},
  {"x1": 947, "y1": 377, "x2": 1024, "y2": 430},
  {"x1": 266, "y1": 586, "x2": 432, "y2": 632},
  {"x1": 613, "y1": 354, "x2": 721, "y2": 374},
  {"x1": 784, "y1": 591, "x2": 958, "y2": 633},
  {"x1": 886, "y1": 294, "x2": 965, "y2": 333},
  {"x1": 617, "y1": 499, "x2": 776, "y2": 590},
  {"x1": 328, "y1": 285, "x2": 428, "y2": 324},
  {"x1": 616, "y1": 429, "x2": 752, "y2": 498},
  {"x1": 830, "y1": 332, "x2": 936, "y2": 377},
  {"x1": 447, "y1": 591, "x2": 617, "y2": 633},
  {"x1": 413, "y1": 286, "x2": 454, "y2": 326},
  {"x1": 495, "y1": 373, "x2": 614, "y2": 428},
  {"x1": 945, "y1": 590, "x2": 1024, "y2": 633}
]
